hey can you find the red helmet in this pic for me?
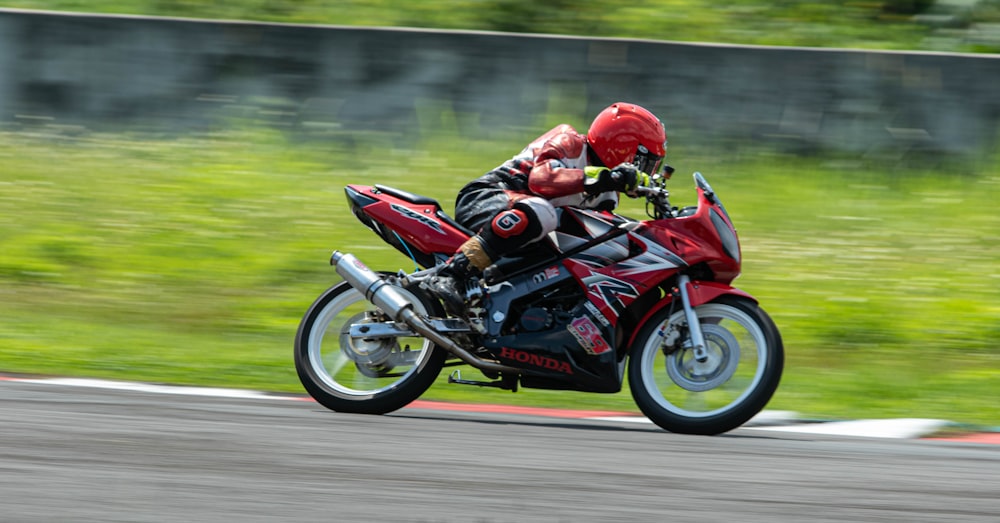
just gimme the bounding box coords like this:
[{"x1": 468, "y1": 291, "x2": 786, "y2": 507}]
[{"x1": 587, "y1": 103, "x2": 667, "y2": 175}]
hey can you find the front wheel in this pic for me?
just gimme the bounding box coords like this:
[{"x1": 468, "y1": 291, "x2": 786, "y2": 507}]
[
  {"x1": 294, "y1": 280, "x2": 446, "y2": 415},
  {"x1": 628, "y1": 295, "x2": 783, "y2": 435}
]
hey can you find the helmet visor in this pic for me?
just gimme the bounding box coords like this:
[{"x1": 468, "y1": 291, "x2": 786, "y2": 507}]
[{"x1": 634, "y1": 143, "x2": 665, "y2": 175}]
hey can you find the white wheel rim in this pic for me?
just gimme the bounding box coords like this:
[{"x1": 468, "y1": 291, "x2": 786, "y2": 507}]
[
  {"x1": 307, "y1": 287, "x2": 433, "y2": 396},
  {"x1": 639, "y1": 303, "x2": 767, "y2": 418}
]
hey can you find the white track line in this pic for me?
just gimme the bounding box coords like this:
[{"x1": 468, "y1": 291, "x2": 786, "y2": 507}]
[
  {"x1": 9, "y1": 377, "x2": 303, "y2": 401},
  {"x1": 2, "y1": 376, "x2": 951, "y2": 438},
  {"x1": 746, "y1": 418, "x2": 951, "y2": 439},
  {"x1": 594, "y1": 414, "x2": 950, "y2": 438}
]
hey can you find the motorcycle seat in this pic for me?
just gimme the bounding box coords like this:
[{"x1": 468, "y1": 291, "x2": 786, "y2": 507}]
[{"x1": 374, "y1": 184, "x2": 439, "y2": 206}]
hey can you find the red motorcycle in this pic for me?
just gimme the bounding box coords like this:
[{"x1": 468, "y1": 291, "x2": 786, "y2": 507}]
[{"x1": 295, "y1": 172, "x2": 783, "y2": 435}]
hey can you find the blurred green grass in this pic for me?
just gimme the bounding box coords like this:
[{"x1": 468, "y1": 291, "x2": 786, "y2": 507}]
[{"x1": 1, "y1": 127, "x2": 997, "y2": 425}]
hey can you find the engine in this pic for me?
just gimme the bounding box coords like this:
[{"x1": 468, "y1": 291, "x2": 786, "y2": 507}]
[{"x1": 500, "y1": 281, "x2": 582, "y2": 336}]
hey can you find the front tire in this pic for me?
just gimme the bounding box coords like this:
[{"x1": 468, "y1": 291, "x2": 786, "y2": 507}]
[
  {"x1": 294, "y1": 280, "x2": 446, "y2": 415},
  {"x1": 628, "y1": 295, "x2": 783, "y2": 435}
]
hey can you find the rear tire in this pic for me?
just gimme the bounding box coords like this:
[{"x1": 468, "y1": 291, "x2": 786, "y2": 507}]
[
  {"x1": 294, "y1": 280, "x2": 446, "y2": 415},
  {"x1": 628, "y1": 296, "x2": 783, "y2": 435}
]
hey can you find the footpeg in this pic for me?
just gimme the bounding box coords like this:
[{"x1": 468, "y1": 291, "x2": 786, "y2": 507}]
[{"x1": 447, "y1": 370, "x2": 518, "y2": 392}]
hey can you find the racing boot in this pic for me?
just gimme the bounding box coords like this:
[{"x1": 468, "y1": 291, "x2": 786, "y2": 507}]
[{"x1": 425, "y1": 236, "x2": 494, "y2": 315}]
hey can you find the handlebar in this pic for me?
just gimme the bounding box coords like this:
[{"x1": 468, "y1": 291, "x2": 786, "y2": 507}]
[
  {"x1": 631, "y1": 182, "x2": 674, "y2": 219},
  {"x1": 630, "y1": 185, "x2": 665, "y2": 197}
]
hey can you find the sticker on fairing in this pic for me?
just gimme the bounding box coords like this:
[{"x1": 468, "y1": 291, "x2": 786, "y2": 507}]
[
  {"x1": 584, "y1": 301, "x2": 611, "y2": 327},
  {"x1": 568, "y1": 316, "x2": 612, "y2": 355},
  {"x1": 390, "y1": 203, "x2": 446, "y2": 235},
  {"x1": 532, "y1": 266, "x2": 561, "y2": 284}
]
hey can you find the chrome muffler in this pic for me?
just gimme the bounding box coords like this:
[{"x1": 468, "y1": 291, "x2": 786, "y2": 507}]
[
  {"x1": 330, "y1": 250, "x2": 414, "y2": 321},
  {"x1": 329, "y1": 251, "x2": 519, "y2": 375}
]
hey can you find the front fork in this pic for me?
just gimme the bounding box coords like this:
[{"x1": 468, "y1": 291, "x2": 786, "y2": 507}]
[{"x1": 677, "y1": 274, "x2": 709, "y2": 363}]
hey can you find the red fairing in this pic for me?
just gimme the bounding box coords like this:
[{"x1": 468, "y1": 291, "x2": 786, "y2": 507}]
[
  {"x1": 625, "y1": 281, "x2": 756, "y2": 349},
  {"x1": 684, "y1": 280, "x2": 756, "y2": 307},
  {"x1": 638, "y1": 188, "x2": 741, "y2": 283},
  {"x1": 560, "y1": 186, "x2": 744, "y2": 331},
  {"x1": 350, "y1": 185, "x2": 468, "y2": 255},
  {"x1": 563, "y1": 258, "x2": 637, "y2": 327}
]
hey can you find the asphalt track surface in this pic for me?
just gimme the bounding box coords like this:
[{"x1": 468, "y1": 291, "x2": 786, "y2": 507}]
[{"x1": 3, "y1": 379, "x2": 998, "y2": 523}]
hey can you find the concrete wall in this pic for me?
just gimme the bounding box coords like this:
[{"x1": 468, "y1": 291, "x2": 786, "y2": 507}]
[{"x1": 1, "y1": 9, "x2": 998, "y2": 157}]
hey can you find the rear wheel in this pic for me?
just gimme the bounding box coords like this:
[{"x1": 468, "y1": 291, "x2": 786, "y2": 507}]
[
  {"x1": 294, "y1": 280, "x2": 446, "y2": 414},
  {"x1": 628, "y1": 296, "x2": 783, "y2": 435}
]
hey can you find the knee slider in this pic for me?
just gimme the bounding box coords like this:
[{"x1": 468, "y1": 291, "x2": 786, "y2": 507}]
[{"x1": 490, "y1": 209, "x2": 530, "y2": 239}]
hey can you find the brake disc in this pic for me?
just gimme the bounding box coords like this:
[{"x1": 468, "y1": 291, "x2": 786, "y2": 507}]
[
  {"x1": 665, "y1": 323, "x2": 741, "y2": 392},
  {"x1": 338, "y1": 311, "x2": 396, "y2": 366}
]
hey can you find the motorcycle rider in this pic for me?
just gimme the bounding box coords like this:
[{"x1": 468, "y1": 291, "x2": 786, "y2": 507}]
[{"x1": 426, "y1": 102, "x2": 669, "y2": 313}]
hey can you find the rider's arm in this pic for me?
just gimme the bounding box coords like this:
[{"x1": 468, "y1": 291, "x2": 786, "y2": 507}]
[{"x1": 525, "y1": 129, "x2": 588, "y2": 199}]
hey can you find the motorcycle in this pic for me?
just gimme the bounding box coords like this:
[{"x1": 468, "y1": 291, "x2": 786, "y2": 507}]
[{"x1": 294, "y1": 171, "x2": 783, "y2": 435}]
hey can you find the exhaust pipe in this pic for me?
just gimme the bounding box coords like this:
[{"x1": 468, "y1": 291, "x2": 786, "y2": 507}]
[
  {"x1": 330, "y1": 250, "x2": 414, "y2": 322},
  {"x1": 330, "y1": 251, "x2": 520, "y2": 375}
]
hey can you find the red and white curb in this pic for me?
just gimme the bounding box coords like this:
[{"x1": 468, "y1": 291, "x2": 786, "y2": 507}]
[{"x1": 2, "y1": 375, "x2": 994, "y2": 443}]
